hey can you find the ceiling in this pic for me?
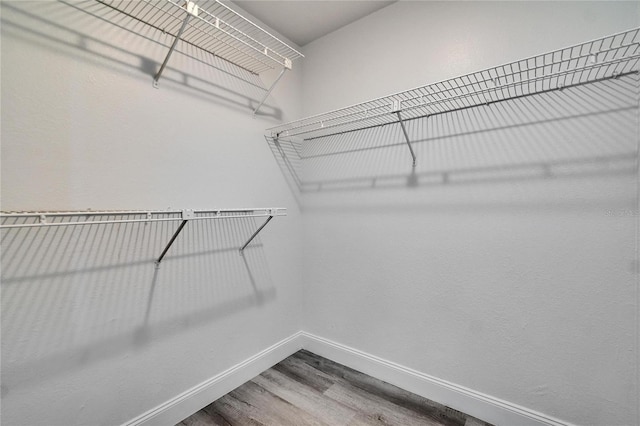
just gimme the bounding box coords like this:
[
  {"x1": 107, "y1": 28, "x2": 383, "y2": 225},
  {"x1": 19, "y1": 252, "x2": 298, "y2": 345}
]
[{"x1": 232, "y1": 1, "x2": 396, "y2": 47}]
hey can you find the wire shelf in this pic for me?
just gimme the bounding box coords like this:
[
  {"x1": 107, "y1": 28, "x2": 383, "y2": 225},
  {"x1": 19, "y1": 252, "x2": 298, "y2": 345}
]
[
  {"x1": 97, "y1": 0, "x2": 304, "y2": 75},
  {"x1": 267, "y1": 28, "x2": 640, "y2": 140},
  {"x1": 0, "y1": 208, "x2": 286, "y2": 229},
  {"x1": 1, "y1": 208, "x2": 286, "y2": 262}
]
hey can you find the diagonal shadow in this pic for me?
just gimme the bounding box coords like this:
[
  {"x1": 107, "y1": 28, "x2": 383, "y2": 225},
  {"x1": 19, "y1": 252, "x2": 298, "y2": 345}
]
[
  {"x1": 1, "y1": 1, "x2": 283, "y2": 119},
  {"x1": 1, "y1": 214, "x2": 276, "y2": 393},
  {"x1": 266, "y1": 73, "x2": 639, "y2": 203}
]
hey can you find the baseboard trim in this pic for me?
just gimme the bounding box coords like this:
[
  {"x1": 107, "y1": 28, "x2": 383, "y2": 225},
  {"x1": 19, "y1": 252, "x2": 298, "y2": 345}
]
[
  {"x1": 123, "y1": 330, "x2": 572, "y2": 426},
  {"x1": 299, "y1": 332, "x2": 573, "y2": 426},
  {"x1": 122, "y1": 331, "x2": 304, "y2": 426}
]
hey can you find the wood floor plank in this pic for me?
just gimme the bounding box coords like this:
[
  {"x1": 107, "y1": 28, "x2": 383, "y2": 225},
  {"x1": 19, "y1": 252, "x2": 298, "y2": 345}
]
[
  {"x1": 228, "y1": 380, "x2": 329, "y2": 426},
  {"x1": 345, "y1": 413, "x2": 380, "y2": 426},
  {"x1": 323, "y1": 381, "x2": 456, "y2": 426},
  {"x1": 203, "y1": 395, "x2": 265, "y2": 426},
  {"x1": 177, "y1": 410, "x2": 221, "y2": 426},
  {"x1": 177, "y1": 350, "x2": 493, "y2": 426},
  {"x1": 198, "y1": 404, "x2": 233, "y2": 426},
  {"x1": 294, "y1": 350, "x2": 466, "y2": 425},
  {"x1": 346, "y1": 412, "x2": 420, "y2": 426},
  {"x1": 272, "y1": 355, "x2": 336, "y2": 393},
  {"x1": 253, "y1": 368, "x2": 359, "y2": 425}
]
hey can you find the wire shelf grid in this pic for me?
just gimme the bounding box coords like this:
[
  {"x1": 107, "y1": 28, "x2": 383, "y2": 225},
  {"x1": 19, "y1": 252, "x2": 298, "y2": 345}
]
[
  {"x1": 96, "y1": 0, "x2": 303, "y2": 75},
  {"x1": 1, "y1": 208, "x2": 286, "y2": 261},
  {"x1": 267, "y1": 28, "x2": 640, "y2": 140},
  {"x1": 0, "y1": 208, "x2": 286, "y2": 229}
]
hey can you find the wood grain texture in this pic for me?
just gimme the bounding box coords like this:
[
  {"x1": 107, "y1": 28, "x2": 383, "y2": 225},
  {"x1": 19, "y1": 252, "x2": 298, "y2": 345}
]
[{"x1": 177, "y1": 350, "x2": 493, "y2": 426}]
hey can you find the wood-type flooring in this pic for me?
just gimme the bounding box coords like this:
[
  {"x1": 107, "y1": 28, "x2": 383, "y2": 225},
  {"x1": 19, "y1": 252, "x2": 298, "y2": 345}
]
[{"x1": 177, "y1": 350, "x2": 493, "y2": 426}]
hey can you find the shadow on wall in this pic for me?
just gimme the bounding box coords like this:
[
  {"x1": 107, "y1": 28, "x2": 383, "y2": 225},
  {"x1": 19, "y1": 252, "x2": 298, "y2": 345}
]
[
  {"x1": 0, "y1": 1, "x2": 283, "y2": 119},
  {"x1": 0, "y1": 215, "x2": 275, "y2": 395},
  {"x1": 267, "y1": 74, "x2": 639, "y2": 202}
]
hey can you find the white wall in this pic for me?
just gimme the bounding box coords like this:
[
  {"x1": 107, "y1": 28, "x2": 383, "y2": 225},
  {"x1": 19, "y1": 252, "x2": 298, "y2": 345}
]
[
  {"x1": 1, "y1": 1, "x2": 303, "y2": 425},
  {"x1": 299, "y1": 2, "x2": 639, "y2": 425},
  {"x1": 2, "y1": 1, "x2": 640, "y2": 426}
]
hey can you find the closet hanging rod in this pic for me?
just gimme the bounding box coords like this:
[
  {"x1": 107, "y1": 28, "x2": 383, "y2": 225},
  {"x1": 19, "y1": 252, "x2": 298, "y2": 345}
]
[{"x1": 0, "y1": 208, "x2": 286, "y2": 229}]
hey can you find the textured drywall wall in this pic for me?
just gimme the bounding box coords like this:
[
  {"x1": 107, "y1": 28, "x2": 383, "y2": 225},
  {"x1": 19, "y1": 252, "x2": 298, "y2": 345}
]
[
  {"x1": 0, "y1": 1, "x2": 303, "y2": 425},
  {"x1": 2, "y1": 1, "x2": 639, "y2": 425},
  {"x1": 299, "y1": 2, "x2": 639, "y2": 425}
]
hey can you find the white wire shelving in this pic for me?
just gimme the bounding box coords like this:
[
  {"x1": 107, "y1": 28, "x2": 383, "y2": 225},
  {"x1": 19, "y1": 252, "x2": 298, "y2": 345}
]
[
  {"x1": 0, "y1": 208, "x2": 286, "y2": 264},
  {"x1": 267, "y1": 28, "x2": 640, "y2": 167},
  {"x1": 96, "y1": 0, "x2": 304, "y2": 113}
]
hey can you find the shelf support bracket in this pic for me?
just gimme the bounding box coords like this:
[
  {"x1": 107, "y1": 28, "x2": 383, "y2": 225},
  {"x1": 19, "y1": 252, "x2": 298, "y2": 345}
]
[
  {"x1": 153, "y1": 1, "x2": 198, "y2": 88},
  {"x1": 156, "y1": 220, "x2": 188, "y2": 264},
  {"x1": 253, "y1": 67, "x2": 287, "y2": 116},
  {"x1": 156, "y1": 210, "x2": 194, "y2": 264},
  {"x1": 240, "y1": 215, "x2": 274, "y2": 252},
  {"x1": 393, "y1": 101, "x2": 416, "y2": 167}
]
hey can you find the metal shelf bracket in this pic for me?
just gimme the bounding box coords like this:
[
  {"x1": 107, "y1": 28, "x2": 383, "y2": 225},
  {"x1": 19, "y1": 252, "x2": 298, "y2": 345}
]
[
  {"x1": 153, "y1": 1, "x2": 198, "y2": 89},
  {"x1": 393, "y1": 100, "x2": 417, "y2": 167},
  {"x1": 254, "y1": 67, "x2": 288, "y2": 115},
  {"x1": 240, "y1": 213, "x2": 275, "y2": 252},
  {"x1": 156, "y1": 209, "x2": 194, "y2": 264}
]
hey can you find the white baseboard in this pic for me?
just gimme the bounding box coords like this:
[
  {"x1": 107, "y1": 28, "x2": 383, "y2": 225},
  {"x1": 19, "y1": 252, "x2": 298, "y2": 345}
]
[
  {"x1": 123, "y1": 330, "x2": 572, "y2": 426},
  {"x1": 299, "y1": 332, "x2": 572, "y2": 426},
  {"x1": 122, "y1": 331, "x2": 304, "y2": 426}
]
